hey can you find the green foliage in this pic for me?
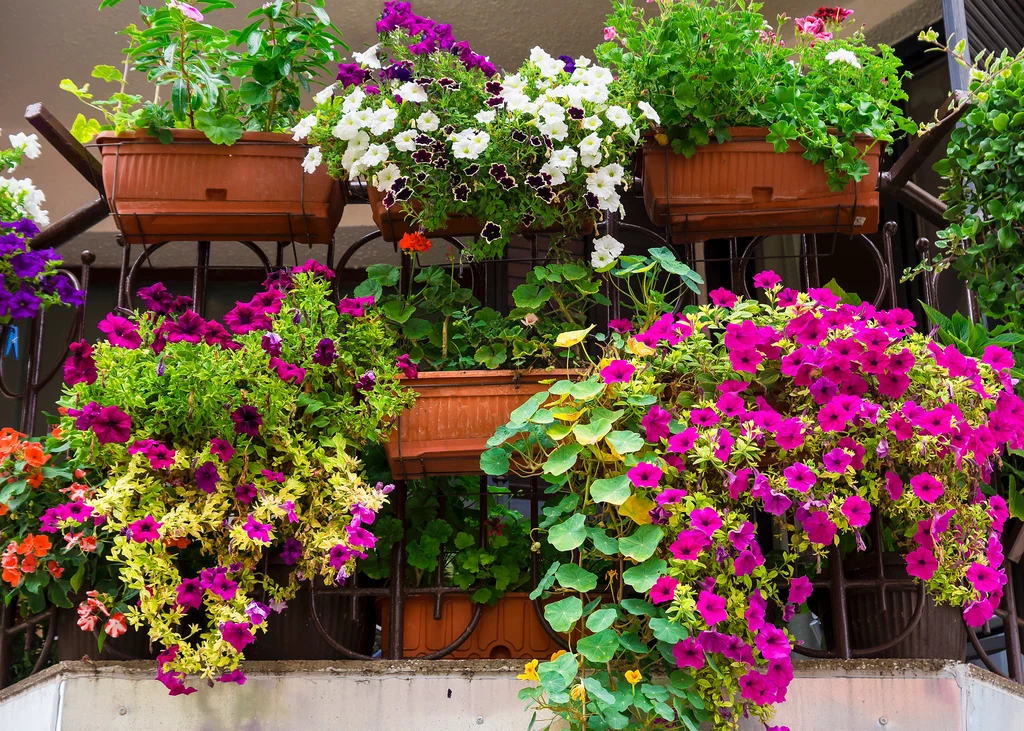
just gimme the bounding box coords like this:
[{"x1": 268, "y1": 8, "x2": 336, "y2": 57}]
[
  {"x1": 598, "y1": 1, "x2": 914, "y2": 190},
  {"x1": 65, "y1": 1, "x2": 344, "y2": 142},
  {"x1": 910, "y1": 38, "x2": 1024, "y2": 329}
]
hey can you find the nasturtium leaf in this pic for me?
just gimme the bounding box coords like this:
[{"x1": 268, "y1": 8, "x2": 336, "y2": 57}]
[
  {"x1": 537, "y1": 650, "x2": 578, "y2": 691},
  {"x1": 530, "y1": 561, "x2": 560, "y2": 600},
  {"x1": 585, "y1": 607, "x2": 618, "y2": 632},
  {"x1": 544, "y1": 444, "x2": 583, "y2": 475},
  {"x1": 583, "y1": 677, "x2": 616, "y2": 705},
  {"x1": 545, "y1": 423, "x2": 573, "y2": 441},
  {"x1": 549, "y1": 380, "x2": 574, "y2": 395},
  {"x1": 479, "y1": 448, "x2": 509, "y2": 476},
  {"x1": 556, "y1": 564, "x2": 598, "y2": 592},
  {"x1": 589, "y1": 475, "x2": 631, "y2": 505},
  {"x1": 569, "y1": 380, "x2": 606, "y2": 400},
  {"x1": 576, "y1": 629, "x2": 619, "y2": 663},
  {"x1": 588, "y1": 526, "x2": 620, "y2": 555},
  {"x1": 573, "y1": 417, "x2": 612, "y2": 445},
  {"x1": 606, "y1": 430, "x2": 644, "y2": 454},
  {"x1": 510, "y1": 391, "x2": 549, "y2": 423},
  {"x1": 650, "y1": 617, "x2": 689, "y2": 643},
  {"x1": 554, "y1": 325, "x2": 595, "y2": 347},
  {"x1": 619, "y1": 525, "x2": 663, "y2": 561},
  {"x1": 619, "y1": 494, "x2": 656, "y2": 525},
  {"x1": 529, "y1": 408, "x2": 554, "y2": 424},
  {"x1": 622, "y1": 557, "x2": 667, "y2": 593},
  {"x1": 544, "y1": 596, "x2": 583, "y2": 633},
  {"x1": 619, "y1": 598, "x2": 656, "y2": 616},
  {"x1": 548, "y1": 513, "x2": 587, "y2": 551},
  {"x1": 618, "y1": 631, "x2": 649, "y2": 653}
]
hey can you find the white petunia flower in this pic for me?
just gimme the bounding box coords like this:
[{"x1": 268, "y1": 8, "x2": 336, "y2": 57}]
[
  {"x1": 469, "y1": 130, "x2": 490, "y2": 152},
  {"x1": 584, "y1": 66, "x2": 614, "y2": 87},
  {"x1": 549, "y1": 147, "x2": 578, "y2": 170},
  {"x1": 370, "y1": 106, "x2": 398, "y2": 136},
  {"x1": 398, "y1": 82, "x2": 428, "y2": 103},
  {"x1": 539, "y1": 119, "x2": 569, "y2": 142},
  {"x1": 352, "y1": 44, "x2": 382, "y2": 69},
  {"x1": 505, "y1": 92, "x2": 533, "y2": 113},
  {"x1": 353, "y1": 109, "x2": 374, "y2": 129},
  {"x1": 313, "y1": 84, "x2": 337, "y2": 106},
  {"x1": 538, "y1": 101, "x2": 566, "y2": 122},
  {"x1": 591, "y1": 249, "x2": 616, "y2": 269},
  {"x1": 825, "y1": 49, "x2": 862, "y2": 69},
  {"x1": 529, "y1": 47, "x2": 554, "y2": 65},
  {"x1": 393, "y1": 129, "x2": 417, "y2": 152},
  {"x1": 475, "y1": 110, "x2": 496, "y2": 124},
  {"x1": 579, "y1": 133, "x2": 602, "y2": 158},
  {"x1": 582, "y1": 116, "x2": 603, "y2": 132},
  {"x1": 593, "y1": 234, "x2": 624, "y2": 260},
  {"x1": 374, "y1": 163, "x2": 401, "y2": 192},
  {"x1": 581, "y1": 84, "x2": 609, "y2": 105},
  {"x1": 291, "y1": 114, "x2": 317, "y2": 141},
  {"x1": 332, "y1": 114, "x2": 362, "y2": 141},
  {"x1": 359, "y1": 143, "x2": 390, "y2": 168},
  {"x1": 574, "y1": 56, "x2": 592, "y2": 70},
  {"x1": 9, "y1": 133, "x2": 41, "y2": 160},
  {"x1": 504, "y1": 74, "x2": 526, "y2": 91},
  {"x1": 416, "y1": 111, "x2": 440, "y2": 132},
  {"x1": 637, "y1": 101, "x2": 661, "y2": 126},
  {"x1": 302, "y1": 146, "x2": 322, "y2": 174},
  {"x1": 540, "y1": 162, "x2": 566, "y2": 186},
  {"x1": 605, "y1": 105, "x2": 631, "y2": 129},
  {"x1": 341, "y1": 87, "x2": 366, "y2": 114}
]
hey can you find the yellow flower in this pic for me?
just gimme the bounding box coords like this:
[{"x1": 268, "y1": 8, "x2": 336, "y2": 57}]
[
  {"x1": 626, "y1": 337, "x2": 655, "y2": 356},
  {"x1": 550, "y1": 650, "x2": 567, "y2": 662},
  {"x1": 570, "y1": 684, "x2": 587, "y2": 702},
  {"x1": 625, "y1": 669, "x2": 642, "y2": 687},
  {"x1": 517, "y1": 659, "x2": 540, "y2": 683}
]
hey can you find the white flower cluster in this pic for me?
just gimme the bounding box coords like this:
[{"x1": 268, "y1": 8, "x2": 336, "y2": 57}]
[
  {"x1": 591, "y1": 234, "x2": 625, "y2": 269},
  {"x1": 1, "y1": 134, "x2": 48, "y2": 225},
  {"x1": 825, "y1": 49, "x2": 862, "y2": 69},
  {"x1": 450, "y1": 129, "x2": 491, "y2": 160}
]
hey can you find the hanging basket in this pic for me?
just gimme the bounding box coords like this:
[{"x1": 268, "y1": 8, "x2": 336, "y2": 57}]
[
  {"x1": 641, "y1": 127, "x2": 882, "y2": 240},
  {"x1": 384, "y1": 369, "x2": 570, "y2": 479},
  {"x1": 95, "y1": 130, "x2": 345, "y2": 245}
]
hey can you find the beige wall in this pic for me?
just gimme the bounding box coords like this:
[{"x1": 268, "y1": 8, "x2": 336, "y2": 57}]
[{"x1": 0, "y1": 0, "x2": 933, "y2": 234}]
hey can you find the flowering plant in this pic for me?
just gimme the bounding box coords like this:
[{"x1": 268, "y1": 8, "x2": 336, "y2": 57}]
[
  {"x1": 58, "y1": 265, "x2": 413, "y2": 690},
  {"x1": 303, "y1": 2, "x2": 642, "y2": 258},
  {"x1": 65, "y1": 0, "x2": 344, "y2": 144},
  {"x1": 599, "y1": 2, "x2": 916, "y2": 190},
  {"x1": 485, "y1": 270, "x2": 1018, "y2": 729},
  {"x1": 0, "y1": 133, "x2": 82, "y2": 323},
  {"x1": 0, "y1": 430, "x2": 120, "y2": 625},
  {"x1": 907, "y1": 35, "x2": 1024, "y2": 329}
]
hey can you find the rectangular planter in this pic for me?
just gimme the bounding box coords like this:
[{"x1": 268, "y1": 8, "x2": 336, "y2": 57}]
[
  {"x1": 96, "y1": 129, "x2": 345, "y2": 245},
  {"x1": 641, "y1": 127, "x2": 881, "y2": 239},
  {"x1": 378, "y1": 593, "x2": 563, "y2": 659},
  {"x1": 384, "y1": 369, "x2": 568, "y2": 479}
]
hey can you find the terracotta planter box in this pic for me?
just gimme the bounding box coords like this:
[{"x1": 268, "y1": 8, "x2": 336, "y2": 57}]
[
  {"x1": 378, "y1": 593, "x2": 563, "y2": 659},
  {"x1": 384, "y1": 369, "x2": 568, "y2": 479},
  {"x1": 641, "y1": 127, "x2": 881, "y2": 239},
  {"x1": 95, "y1": 129, "x2": 345, "y2": 245}
]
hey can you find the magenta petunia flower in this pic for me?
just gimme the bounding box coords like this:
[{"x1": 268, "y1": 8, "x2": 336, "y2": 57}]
[
  {"x1": 755, "y1": 625, "x2": 792, "y2": 660},
  {"x1": 753, "y1": 270, "x2": 782, "y2": 289},
  {"x1": 338, "y1": 295, "x2": 375, "y2": 317},
  {"x1": 774, "y1": 418, "x2": 805, "y2": 450},
  {"x1": 910, "y1": 473, "x2": 944, "y2": 503},
  {"x1": 734, "y1": 550, "x2": 759, "y2": 577},
  {"x1": 729, "y1": 521, "x2": 755, "y2": 550},
  {"x1": 600, "y1": 359, "x2": 635, "y2": 384},
  {"x1": 313, "y1": 338, "x2": 337, "y2": 366},
  {"x1": 98, "y1": 313, "x2": 142, "y2": 349},
  {"x1": 231, "y1": 405, "x2": 263, "y2": 437},
  {"x1": 127, "y1": 515, "x2": 162, "y2": 543},
  {"x1": 667, "y1": 427, "x2": 698, "y2": 453},
  {"x1": 269, "y1": 356, "x2": 306, "y2": 385},
  {"x1": 64, "y1": 339, "x2": 98, "y2": 386},
  {"x1": 347, "y1": 524, "x2": 377, "y2": 550},
  {"x1": 147, "y1": 444, "x2": 176, "y2": 470},
  {"x1": 822, "y1": 447, "x2": 853, "y2": 474},
  {"x1": 746, "y1": 590, "x2": 767, "y2": 633},
  {"x1": 672, "y1": 637, "x2": 705, "y2": 670},
  {"x1": 207, "y1": 572, "x2": 238, "y2": 601},
  {"x1": 195, "y1": 461, "x2": 220, "y2": 494},
  {"x1": 696, "y1": 590, "x2": 727, "y2": 625},
  {"x1": 983, "y1": 345, "x2": 1014, "y2": 373},
  {"x1": 223, "y1": 302, "x2": 271, "y2": 334},
  {"x1": 261, "y1": 331, "x2": 283, "y2": 357},
  {"x1": 219, "y1": 621, "x2": 255, "y2": 653},
  {"x1": 243, "y1": 514, "x2": 273, "y2": 543},
  {"x1": 641, "y1": 405, "x2": 672, "y2": 442},
  {"x1": 689, "y1": 408, "x2": 719, "y2": 428},
  {"x1": 261, "y1": 469, "x2": 285, "y2": 484},
  {"x1": 217, "y1": 669, "x2": 247, "y2": 685},
  {"x1": 669, "y1": 529, "x2": 709, "y2": 561},
  {"x1": 709, "y1": 288, "x2": 737, "y2": 308},
  {"x1": 210, "y1": 438, "x2": 235, "y2": 462},
  {"x1": 783, "y1": 463, "x2": 816, "y2": 493},
  {"x1": 234, "y1": 482, "x2": 257, "y2": 504},
  {"x1": 655, "y1": 488, "x2": 687, "y2": 505},
  {"x1": 163, "y1": 310, "x2": 208, "y2": 344},
  {"x1": 175, "y1": 577, "x2": 204, "y2": 610},
  {"x1": 966, "y1": 562, "x2": 1003, "y2": 593},
  {"x1": 963, "y1": 599, "x2": 995, "y2": 627},
  {"x1": 650, "y1": 576, "x2": 678, "y2": 604},
  {"x1": 607, "y1": 318, "x2": 633, "y2": 334},
  {"x1": 739, "y1": 671, "x2": 775, "y2": 704},
  {"x1": 841, "y1": 495, "x2": 871, "y2": 528},
  {"x1": 788, "y1": 576, "x2": 814, "y2": 605},
  {"x1": 396, "y1": 353, "x2": 419, "y2": 379},
  {"x1": 91, "y1": 405, "x2": 132, "y2": 444},
  {"x1": 627, "y1": 461, "x2": 662, "y2": 488},
  {"x1": 690, "y1": 507, "x2": 722, "y2": 537},
  {"x1": 802, "y1": 511, "x2": 836, "y2": 546},
  {"x1": 905, "y1": 546, "x2": 938, "y2": 581}
]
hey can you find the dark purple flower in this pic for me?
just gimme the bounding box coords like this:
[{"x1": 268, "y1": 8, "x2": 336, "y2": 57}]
[
  {"x1": 313, "y1": 338, "x2": 337, "y2": 366},
  {"x1": 195, "y1": 461, "x2": 220, "y2": 494},
  {"x1": 91, "y1": 405, "x2": 132, "y2": 444},
  {"x1": 231, "y1": 405, "x2": 263, "y2": 437},
  {"x1": 234, "y1": 482, "x2": 257, "y2": 504},
  {"x1": 64, "y1": 339, "x2": 97, "y2": 385},
  {"x1": 269, "y1": 356, "x2": 306, "y2": 385},
  {"x1": 337, "y1": 63, "x2": 369, "y2": 88},
  {"x1": 261, "y1": 332, "x2": 283, "y2": 357},
  {"x1": 355, "y1": 370, "x2": 377, "y2": 392},
  {"x1": 557, "y1": 55, "x2": 576, "y2": 73},
  {"x1": 223, "y1": 302, "x2": 271, "y2": 334},
  {"x1": 69, "y1": 400, "x2": 101, "y2": 430},
  {"x1": 11, "y1": 251, "x2": 45, "y2": 279},
  {"x1": 280, "y1": 537, "x2": 302, "y2": 565},
  {"x1": 136, "y1": 283, "x2": 176, "y2": 314}
]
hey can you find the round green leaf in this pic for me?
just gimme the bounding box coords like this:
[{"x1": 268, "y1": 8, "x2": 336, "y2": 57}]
[
  {"x1": 544, "y1": 596, "x2": 583, "y2": 633},
  {"x1": 622, "y1": 557, "x2": 667, "y2": 593},
  {"x1": 479, "y1": 448, "x2": 509, "y2": 476},
  {"x1": 606, "y1": 430, "x2": 644, "y2": 454},
  {"x1": 548, "y1": 513, "x2": 587, "y2": 551},
  {"x1": 585, "y1": 607, "x2": 618, "y2": 633},
  {"x1": 576, "y1": 629, "x2": 619, "y2": 663},
  {"x1": 619, "y1": 525, "x2": 664, "y2": 561},
  {"x1": 555, "y1": 564, "x2": 598, "y2": 592},
  {"x1": 589, "y1": 475, "x2": 631, "y2": 505}
]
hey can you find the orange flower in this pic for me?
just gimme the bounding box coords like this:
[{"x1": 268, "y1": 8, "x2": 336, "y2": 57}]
[
  {"x1": 79, "y1": 536, "x2": 97, "y2": 552},
  {"x1": 51, "y1": 427, "x2": 63, "y2": 439},
  {"x1": 0, "y1": 427, "x2": 23, "y2": 462},
  {"x1": 399, "y1": 231, "x2": 432, "y2": 253},
  {"x1": 2, "y1": 567, "x2": 21, "y2": 585},
  {"x1": 0, "y1": 503, "x2": 8, "y2": 516},
  {"x1": 30, "y1": 535, "x2": 51, "y2": 557},
  {"x1": 164, "y1": 536, "x2": 190, "y2": 549},
  {"x1": 47, "y1": 560, "x2": 64, "y2": 579},
  {"x1": 22, "y1": 442, "x2": 49, "y2": 468},
  {"x1": 58, "y1": 407, "x2": 69, "y2": 416},
  {"x1": 26, "y1": 470, "x2": 43, "y2": 488},
  {"x1": 20, "y1": 554, "x2": 38, "y2": 574}
]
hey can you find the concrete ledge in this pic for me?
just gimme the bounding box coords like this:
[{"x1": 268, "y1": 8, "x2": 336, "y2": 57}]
[{"x1": 2, "y1": 659, "x2": 1022, "y2": 730}]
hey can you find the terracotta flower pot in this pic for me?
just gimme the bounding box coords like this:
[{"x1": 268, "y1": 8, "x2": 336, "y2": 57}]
[
  {"x1": 378, "y1": 593, "x2": 563, "y2": 659},
  {"x1": 641, "y1": 127, "x2": 882, "y2": 239},
  {"x1": 366, "y1": 187, "x2": 595, "y2": 243},
  {"x1": 95, "y1": 129, "x2": 345, "y2": 245},
  {"x1": 384, "y1": 369, "x2": 570, "y2": 479}
]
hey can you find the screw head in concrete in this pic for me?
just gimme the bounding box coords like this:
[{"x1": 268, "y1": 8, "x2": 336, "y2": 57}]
[
  {"x1": 476, "y1": 717, "x2": 484, "y2": 725},
  {"x1": 118, "y1": 707, "x2": 127, "y2": 716},
  {"x1": 879, "y1": 717, "x2": 889, "y2": 726}
]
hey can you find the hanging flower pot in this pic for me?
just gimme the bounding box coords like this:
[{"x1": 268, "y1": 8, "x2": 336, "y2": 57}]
[
  {"x1": 378, "y1": 593, "x2": 563, "y2": 659},
  {"x1": 95, "y1": 130, "x2": 346, "y2": 245},
  {"x1": 384, "y1": 369, "x2": 571, "y2": 479},
  {"x1": 367, "y1": 186, "x2": 485, "y2": 241},
  {"x1": 641, "y1": 128, "x2": 882, "y2": 239}
]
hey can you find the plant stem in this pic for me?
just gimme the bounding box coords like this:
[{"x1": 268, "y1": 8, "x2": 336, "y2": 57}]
[{"x1": 179, "y1": 26, "x2": 195, "y2": 128}]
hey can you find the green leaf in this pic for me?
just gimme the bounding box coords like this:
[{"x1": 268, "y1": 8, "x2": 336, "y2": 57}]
[
  {"x1": 70, "y1": 563, "x2": 86, "y2": 594},
  {"x1": 70, "y1": 114, "x2": 103, "y2": 144},
  {"x1": 543, "y1": 444, "x2": 583, "y2": 476},
  {"x1": 582, "y1": 677, "x2": 616, "y2": 705},
  {"x1": 479, "y1": 448, "x2": 509, "y2": 476},
  {"x1": 354, "y1": 279, "x2": 383, "y2": 300},
  {"x1": 619, "y1": 598, "x2": 656, "y2": 616},
  {"x1": 606, "y1": 430, "x2": 644, "y2": 454},
  {"x1": 91, "y1": 64, "x2": 124, "y2": 83},
  {"x1": 382, "y1": 300, "x2": 415, "y2": 324},
  {"x1": 586, "y1": 607, "x2": 618, "y2": 632},
  {"x1": 194, "y1": 111, "x2": 244, "y2": 145},
  {"x1": 576, "y1": 629, "x2": 619, "y2": 663},
  {"x1": 618, "y1": 525, "x2": 664, "y2": 561},
  {"x1": 588, "y1": 526, "x2": 619, "y2": 555},
  {"x1": 367, "y1": 263, "x2": 400, "y2": 286},
  {"x1": 589, "y1": 475, "x2": 631, "y2": 505},
  {"x1": 556, "y1": 564, "x2": 598, "y2": 592},
  {"x1": 622, "y1": 557, "x2": 667, "y2": 593},
  {"x1": 238, "y1": 81, "x2": 271, "y2": 106},
  {"x1": 530, "y1": 561, "x2": 560, "y2": 600},
  {"x1": 509, "y1": 391, "x2": 549, "y2": 424},
  {"x1": 568, "y1": 380, "x2": 606, "y2": 401},
  {"x1": 548, "y1": 513, "x2": 587, "y2": 551},
  {"x1": 650, "y1": 618, "x2": 689, "y2": 643},
  {"x1": 537, "y1": 650, "x2": 577, "y2": 691},
  {"x1": 544, "y1": 596, "x2": 583, "y2": 633},
  {"x1": 402, "y1": 318, "x2": 431, "y2": 340},
  {"x1": 573, "y1": 417, "x2": 612, "y2": 446}
]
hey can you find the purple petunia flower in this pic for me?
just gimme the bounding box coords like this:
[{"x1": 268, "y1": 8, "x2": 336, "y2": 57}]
[
  {"x1": 195, "y1": 461, "x2": 220, "y2": 494},
  {"x1": 280, "y1": 537, "x2": 302, "y2": 565},
  {"x1": 246, "y1": 600, "x2": 271, "y2": 627},
  {"x1": 312, "y1": 338, "x2": 337, "y2": 366},
  {"x1": 210, "y1": 438, "x2": 234, "y2": 462},
  {"x1": 396, "y1": 353, "x2": 418, "y2": 379},
  {"x1": 261, "y1": 470, "x2": 285, "y2": 484},
  {"x1": 98, "y1": 313, "x2": 142, "y2": 349},
  {"x1": 90, "y1": 405, "x2": 132, "y2": 444},
  {"x1": 234, "y1": 482, "x2": 257, "y2": 504},
  {"x1": 127, "y1": 515, "x2": 162, "y2": 543},
  {"x1": 243, "y1": 514, "x2": 272, "y2": 543},
  {"x1": 175, "y1": 578, "x2": 204, "y2": 610},
  {"x1": 223, "y1": 302, "x2": 271, "y2": 334},
  {"x1": 627, "y1": 461, "x2": 662, "y2": 488},
  {"x1": 219, "y1": 621, "x2": 255, "y2": 653},
  {"x1": 231, "y1": 405, "x2": 263, "y2": 437},
  {"x1": 355, "y1": 370, "x2": 377, "y2": 392},
  {"x1": 600, "y1": 359, "x2": 635, "y2": 384},
  {"x1": 261, "y1": 331, "x2": 283, "y2": 357}
]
